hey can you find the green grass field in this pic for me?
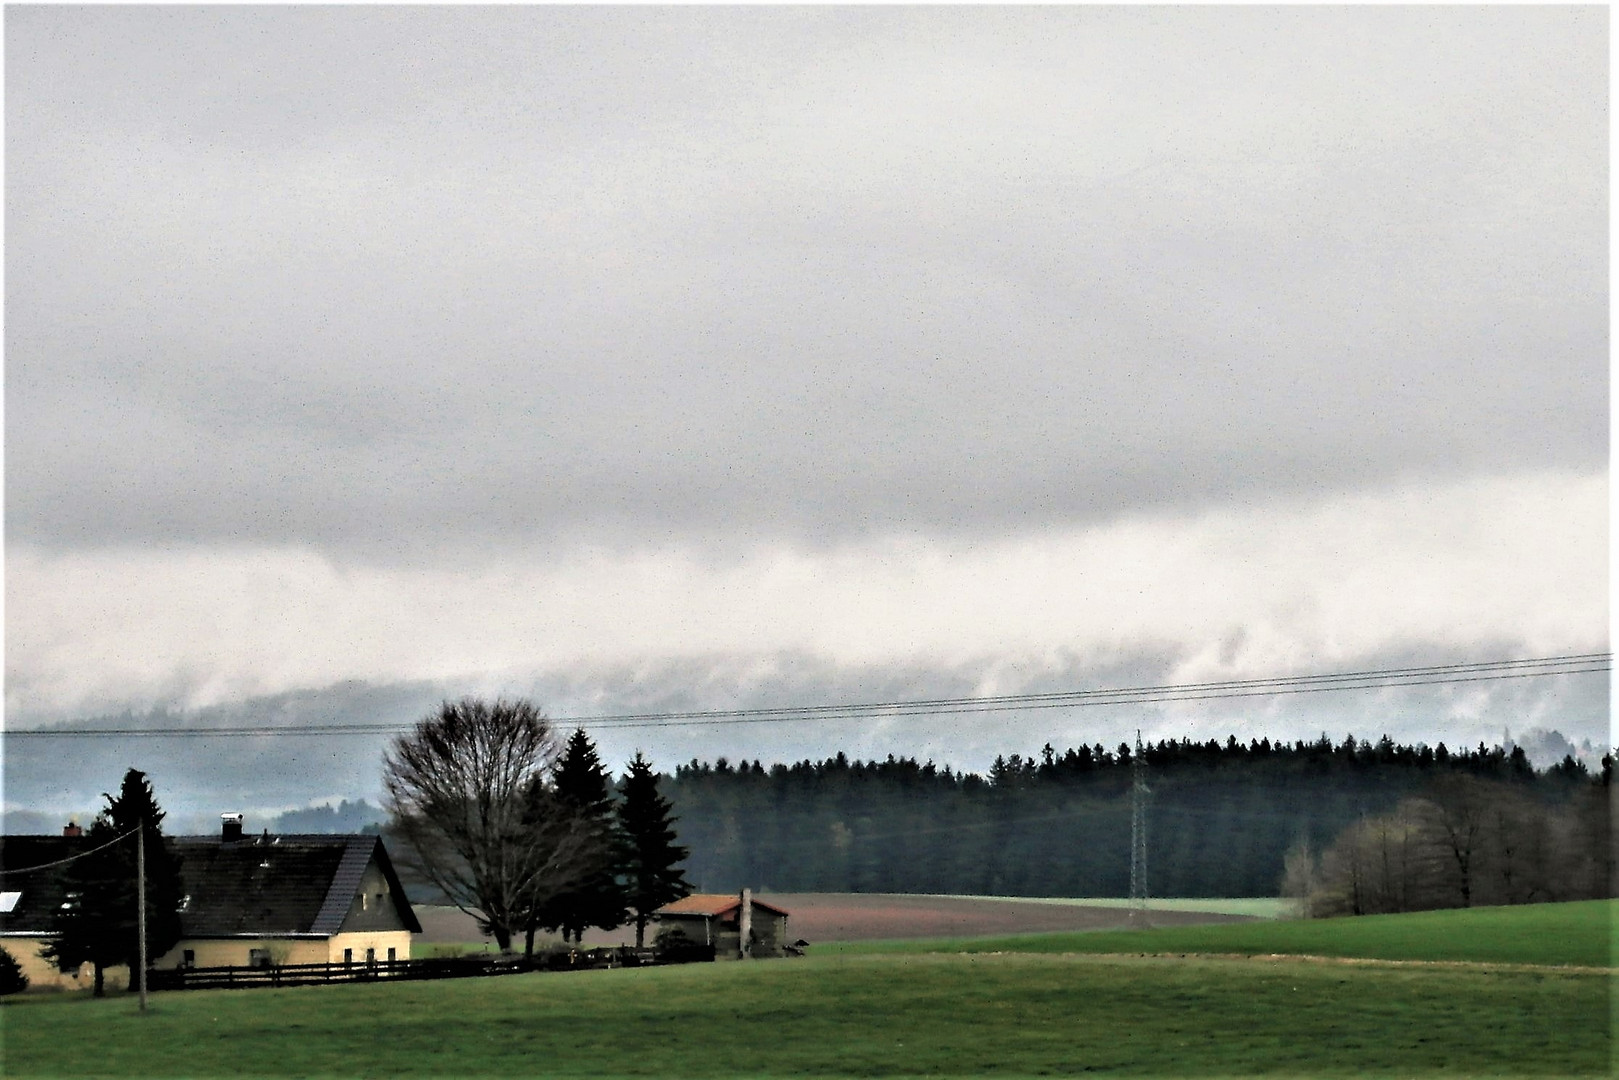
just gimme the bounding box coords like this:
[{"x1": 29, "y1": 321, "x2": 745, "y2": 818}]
[
  {"x1": 827, "y1": 899, "x2": 1617, "y2": 969},
  {"x1": 2, "y1": 902, "x2": 1611, "y2": 1078},
  {"x1": 416, "y1": 940, "x2": 504, "y2": 958}
]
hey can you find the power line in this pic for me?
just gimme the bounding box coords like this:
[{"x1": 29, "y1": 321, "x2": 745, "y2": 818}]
[
  {"x1": 578, "y1": 653, "x2": 1611, "y2": 723},
  {"x1": 0, "y1": 827, "x2": 139, "y2": 876},
  {"x1": 590, "y1": 663, "x2": 1612, "y2": 730},
  {"x1": 1, "y1": 652, "x2": 1607, "y2": 740}
]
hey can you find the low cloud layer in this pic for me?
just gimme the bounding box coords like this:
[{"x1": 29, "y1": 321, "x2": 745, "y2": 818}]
[
  {"x1": 8, "y1": 469, "x2": 1604, "y2": 723},
  {"x1": 7, "y1": 467, "x2": 1605, "y2": 821}
]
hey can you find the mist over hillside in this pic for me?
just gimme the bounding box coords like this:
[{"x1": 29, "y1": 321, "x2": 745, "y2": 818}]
[
  {"x1": 269, "y1": 800, "x2": 386, "y2": 834},
  {"x1": 5, "y1": 653, "x2": 1607, "y2": 827}
]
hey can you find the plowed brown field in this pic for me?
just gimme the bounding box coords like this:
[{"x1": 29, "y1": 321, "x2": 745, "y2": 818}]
[
  {"x1": 416, "y1": 894, "x2": 1254, "y2": 948},
  {"x1": 757, "y1": 893, "x2": 1254, "y2": 942}
]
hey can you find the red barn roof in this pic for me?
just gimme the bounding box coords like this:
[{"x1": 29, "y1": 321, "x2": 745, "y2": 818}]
[{"x1": 655, "y1": 893, "x2": 790, "y2": 918}]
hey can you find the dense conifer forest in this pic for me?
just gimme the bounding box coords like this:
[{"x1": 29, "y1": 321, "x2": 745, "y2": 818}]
[{"x1": 663, "y1": 736, "x2": 1611, "y2": 899}]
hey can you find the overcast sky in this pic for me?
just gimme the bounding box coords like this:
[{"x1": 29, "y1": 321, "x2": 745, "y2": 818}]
[{"x1": 5, "y1": 7, "x2": 1608, "y2": 821}]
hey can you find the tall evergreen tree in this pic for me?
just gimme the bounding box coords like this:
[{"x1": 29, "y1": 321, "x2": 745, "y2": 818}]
[
  {"x1": 533, "y1": 729, "x2": 625, "y2": 945},
  {"x1": 617, "y1": 752, "x2": 691, "y2": 947},
  {"x1": 662, "y1": 735, "x2": 1615, "y2": 899},
  {"x1": 45, "y1": 769, "x2": 184, "y2": 995}
]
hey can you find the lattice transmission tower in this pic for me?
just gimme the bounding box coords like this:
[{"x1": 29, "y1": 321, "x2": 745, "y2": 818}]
[{"x1": 1129, "y1": 729, "x2": 1149, "y2": 914}]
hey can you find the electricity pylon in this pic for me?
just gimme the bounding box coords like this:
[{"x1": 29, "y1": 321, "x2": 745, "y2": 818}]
[{"x1": 1129, "y1": 729, "x2": 1149, "y2": 917}]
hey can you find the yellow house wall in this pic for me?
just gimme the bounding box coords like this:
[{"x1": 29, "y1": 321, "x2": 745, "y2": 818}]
[
  {"x1": 10, "y1": 929, "x2": 415, "y2": 990},
  {"x1": 151, "y1": 938, "x2": 333, "y2": 969},
  {"x1": 148, "y1": 932, "x2": 412, "y2": 969},
  {"x1": 3, "y1": 937, "x2": 129, "y2": 992},
  {"x1": 326, "y1": 930, "x2": 412, "y2": 964}
]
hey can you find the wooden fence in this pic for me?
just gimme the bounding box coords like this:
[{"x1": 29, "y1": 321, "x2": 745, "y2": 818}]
[{"x1": 146, "y1": 945, "x2": 704, "y2": 992}]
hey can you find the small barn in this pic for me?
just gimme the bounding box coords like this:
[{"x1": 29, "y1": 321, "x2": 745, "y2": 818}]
[
  {"x1": 653, "y1": 891, "x2": 791, "y2": 959},
  {"x1": 1, "y1": 816, "x2": 421, "y2": 991}
]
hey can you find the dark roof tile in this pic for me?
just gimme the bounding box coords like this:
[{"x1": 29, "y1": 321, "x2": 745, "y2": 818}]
[
  {"x1": 0, "y1": 836, "x2": 93, "y2": 935},
  {"x1": 1, "y1": 833, "x2": 421, "y2": 938},
  {"x1": 170, "y1": 836, "x2": 348, "y2": 936}
]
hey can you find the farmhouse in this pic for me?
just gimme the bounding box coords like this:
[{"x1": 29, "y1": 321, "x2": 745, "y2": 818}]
[
  {"x1": 654, "y1": 891, "x2": 791, "y2": 958},
  {"x1": 0, "y1": 816, "x2": 421, "y2": 991}
]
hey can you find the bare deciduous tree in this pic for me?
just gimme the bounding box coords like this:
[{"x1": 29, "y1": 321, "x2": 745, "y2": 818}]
[
  {"x1": 1418, "y1": 774, "x2": 1490, "y2": 907},
  {"x1": 1304, "y1": 774, "x2": 1613, "y2": 916},
  {"x1": 1309, "y1": 801, "x2": 1445, "y2": 917},
  {"x1": 1279, "y1": 836, "x2": 1319, "y2": 917},
  {"x1": 383, "y1": 697, "x2": 599, "y2": 954}
]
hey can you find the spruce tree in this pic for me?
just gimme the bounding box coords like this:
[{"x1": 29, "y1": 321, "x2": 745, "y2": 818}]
[
  {"x1": 616, "y1": 752, "x2": 691, "y2": 948},
  {"x1": 45, "y1": 769, "x2": 184, "y2": 995},
  {"x1": 533, "y1": 729, "x2": 625, "y2": 944}
]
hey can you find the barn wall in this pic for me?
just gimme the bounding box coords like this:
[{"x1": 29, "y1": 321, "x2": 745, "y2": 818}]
[
  {"x1": 653, "y1": 913, "x2": 746, "y2": 957},
  {"x1": 751, "y1": 912, "x2": 789, "y2": 957},
  {"x1": 655, "y1": 914, "x2": 713, "y2": 946},
  {"x1": 656, "y1": 906, "x2": 789, "y2": 959}
]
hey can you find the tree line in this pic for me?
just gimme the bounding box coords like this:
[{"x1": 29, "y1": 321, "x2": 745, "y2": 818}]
[{"x1": 663, "y1": 735, "x2": 1612, "y2": 901}]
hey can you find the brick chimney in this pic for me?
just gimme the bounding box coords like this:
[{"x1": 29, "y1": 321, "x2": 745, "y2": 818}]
[
  {"x1": 221, "y1": 812, "x2": 244, "y2": 842},
  {"x1": 63, "y1": 821, "x2": 81, "y2": 837}
]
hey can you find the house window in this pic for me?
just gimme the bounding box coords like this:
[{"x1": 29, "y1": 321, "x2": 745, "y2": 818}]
[
  {"x1": 387, "y1": 947, "x2": 396, "y2": 963},
  {"x1": 365, "y1": 947, "x2": 376, "y2": 966},
  {"x1": 343, "y1": 948, "x2": 353, "y2": 966},
  {"x1": 0, "y1": 891, "x2": 20, "y2": 914},
  {"x1": 248, "y1": 948, "x2": 271, "y2": 969},
  {"x1": 182, "y1": 949, "x2": 195, "y2": 968},
  {"x1": 360, "y1": 893, "x2": 368, "y2": 911}
]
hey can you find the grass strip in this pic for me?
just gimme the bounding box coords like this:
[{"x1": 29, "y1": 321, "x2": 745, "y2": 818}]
[
  {"x1": 823, "y1": 899, "x2": 1617, "y2": 969},
  {"x1": 3, "y1": 948, "x2": 1609, "y2": 1078}
]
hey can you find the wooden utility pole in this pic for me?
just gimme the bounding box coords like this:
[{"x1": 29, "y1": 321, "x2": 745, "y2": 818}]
[{"x1": 137, "y1": 821, "x2": 149, "y2": 1011}]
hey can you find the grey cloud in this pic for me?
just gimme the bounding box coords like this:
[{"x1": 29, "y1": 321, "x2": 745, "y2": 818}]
[{"x1": 6, "y1": 7, "x2": 1606, "y2": 558}]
